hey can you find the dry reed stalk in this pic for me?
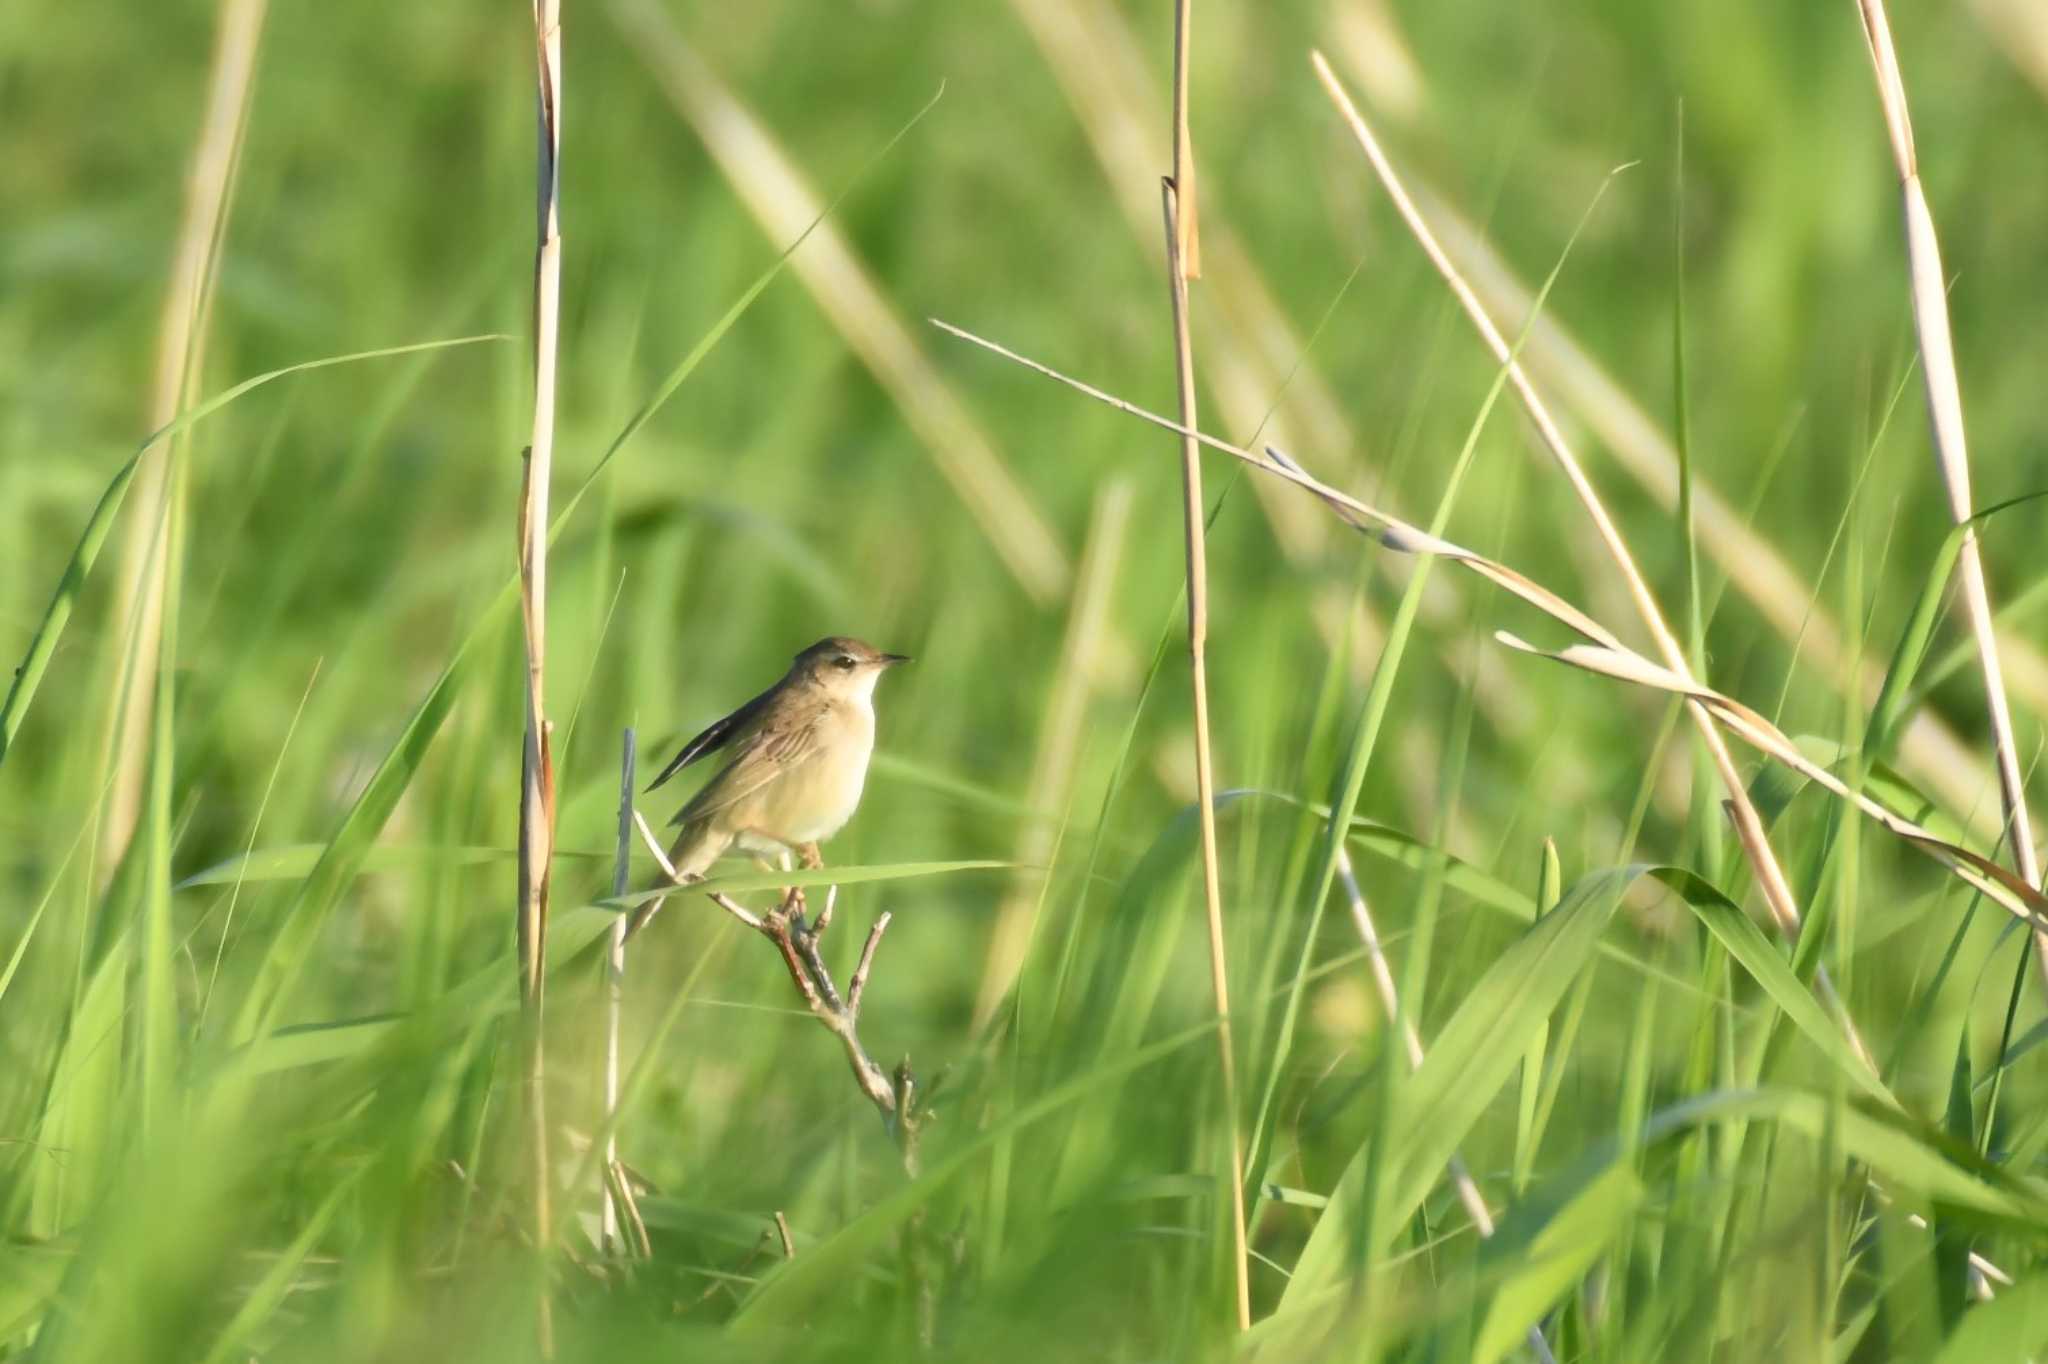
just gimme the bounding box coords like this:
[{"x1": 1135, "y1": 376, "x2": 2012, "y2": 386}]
[
  {"x1": 98, "y1": 0, "x2": 266, "y2": 876},
  {"x1": 1338, "y1": 116, "x2": 2029, "y2": 835},
  {"x1": 928, "y1": 325, "x2": 2048, "y2": 987},
  {"x1": 1164, "y1": 161, "x2": 1249, "y2": 1342},
  {"x1": 931, "y1": 317, "x2": 2046, "y2": 1297},
  {"x1": 973, "y1": 479, "x2": 1133, "y2": 1029},
  {"x1": 1005, "y1": 0, "x2": 1609, "y2": 835},
  {"x1": 1854, "y1": 0, "x2": 2046, "y2": 988},
  {"x1": 518, "y1": 0, "x2": 563, "y2": 1349},
  {"x1": 1336, "y1": 849, "x2": 1556, "y2": 1363},
  {"x1": 1308, "y1": 55, "x2": 1863, "y2": 1033},
  {"x1": 610, "y1": 0, "x2": 1068, "y2": 607},
  {"x1": 519, "y1": 0, "x2": 564, "y2": 1001},
  {"x1": 1004, "y1": 0, "x2": 1349, "y2": 566},
  {"x1": 1498, "y1": 633, "x2": 2048, "y2": 938},
  {"x1": 1169, "y1": 0, "x2": 1201, "y2": 279}
]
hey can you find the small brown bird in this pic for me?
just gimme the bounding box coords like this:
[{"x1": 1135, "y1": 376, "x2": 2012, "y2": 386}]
[{"x1": 630, "y1": 637, "x2": 908, "y2": 936}]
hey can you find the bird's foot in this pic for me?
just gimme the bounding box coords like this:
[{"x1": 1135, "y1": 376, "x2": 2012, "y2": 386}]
[{"x1": 764, "y1": 844, "x2": 826, "y2": 925}]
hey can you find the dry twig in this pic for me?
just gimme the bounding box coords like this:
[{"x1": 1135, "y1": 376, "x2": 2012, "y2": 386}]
[{"x1": 628, "y1": 813, "x2": 926, "y2": 1157}]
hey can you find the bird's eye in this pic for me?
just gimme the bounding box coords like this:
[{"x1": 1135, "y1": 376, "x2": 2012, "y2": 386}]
[{"x1": 835, "y1": 655, "x2": 856, "y2": 669}]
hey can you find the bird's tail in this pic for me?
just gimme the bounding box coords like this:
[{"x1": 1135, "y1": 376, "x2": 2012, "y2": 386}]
[{"x1": 624, "y1": 821, "x2": 730, "y2": 940}]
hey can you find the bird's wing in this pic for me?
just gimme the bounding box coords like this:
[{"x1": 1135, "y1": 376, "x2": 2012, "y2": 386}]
[
  {"x1": 669, "y1": 710, "x2": 829, "y2": 826},
  {"x1": 646, "y1": 682, "x2": 779, "y2": 793}
]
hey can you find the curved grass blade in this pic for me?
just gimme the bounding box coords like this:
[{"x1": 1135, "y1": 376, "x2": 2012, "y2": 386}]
[
  {"x1": 195, "y1": 1172, "x2": 362, "y2": 1364},
  {"x1": 1278, "y1": 863, "x2": 1631, "y2": 1320},
  {"x1": 1473, "y1": 1165, "x2": 1643, "y2": 1364},
  {"x1": 1269, "y1": 1084, "x2": 2048, "y2": 1347},
  {"x1": 594, "y1": 858, "x2": 1013, "y2": 914},
  {"x1": 1867, "y1": 489, "x2": 2048, "y2": 758},
  {"x1": 21, "y1": 933, "x2": 130, "y2": 1236},
  {"x1": 730, "y1": 1018, "x2": 1215, "y2": 1333},
  {"x1": 0, "y1": 335, "x2": 505, "y2": 768},
  {"x1": 225, "y1": 648, "x2": 478, "y2": 1044},
  {"x1": 1496, "y1": 633, "x2": 2048, "y2": 928},
  {"x1": 1471, "y1": 1086, "x2": 2048, "y2": 1364},
  {"x1": 1932, "y1": 1273, "x2": 2048, "y2": 1362},
  {"x1": 1244, "y1": 166, "x2": 1627, "y2": 1185},
  {"x1": 177, "y1": 842, "x2": 609, "y2": 890},
  {"x1": 1664, "y1": 865, "x2": 1892, "y2": 1105},
  {"x1": 217, "y1": 91, "x2": 948, "y2": 1044}
]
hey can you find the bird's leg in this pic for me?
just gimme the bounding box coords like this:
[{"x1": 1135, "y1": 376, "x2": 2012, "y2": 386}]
[
  {"x1": 799, "y1": 843, "x2": 835, "y2": 933},
  {"x1": 780, "y1": 844, "x2": 810, "y2": 918},
  {"x1": 751, "y1": 839, "x2": 805, "y2": 919}
]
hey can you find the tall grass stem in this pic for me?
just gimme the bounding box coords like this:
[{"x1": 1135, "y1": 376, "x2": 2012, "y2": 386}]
[
  {"x1": 97, "y1": 0, "x2": 265, "y2": 876},
  {"x1": 518, "y1": 0, "x2": 564, "y2": 1351},
  {"x1": 1164, "y1": 172, "x2": 1250, "y2": 1332},
  {"x1": 1854, "y1": 0, "x2": 2046, "y2": 988}
]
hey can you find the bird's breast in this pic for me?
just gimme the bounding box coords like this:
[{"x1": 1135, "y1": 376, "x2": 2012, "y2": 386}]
[{"x1": 781, "y1": 700, "x2": 874, "y2": 843}]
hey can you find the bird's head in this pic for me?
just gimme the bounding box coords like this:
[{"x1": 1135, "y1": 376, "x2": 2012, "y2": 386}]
[{"x1": 790, "y1": 636, "x2": 910, "y2": 701}]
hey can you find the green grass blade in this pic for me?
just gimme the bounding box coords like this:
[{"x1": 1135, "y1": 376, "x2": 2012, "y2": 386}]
[
  {"x1": 135, "y1": 466, "x2": 183, "y2": 1138},
  {"x1": 730, "y1": 1017, "x2": 1216, "y2": 1332},
  {"x1": 23, "y1": 934, "x2": 130, "y2": 1237},
  {"x1": 548, "y1": 81, "x2": 946, "y2": 534},
  {"x1": 1866, "y1": 489, "x2": 2048, "y2": 758},
  {"x1": 0, "y1": 335, "x2": 504, "y2": 769},
  {"x1": 1663, "y1": 866, "x2": 1892, "y2": 1105},
  {"x1": 595, "y1": 858, "x2": 1014, "y2": 914},
  {"x1": 178, "y1": 842, "x2": 612, "y2": 889},
  {"x1": 1279, "y1": 863, "x2": 1629, "y2": 1316},
  {"x1": 1931, "y1": 1273, "x2": 2048, "y2": 1362},
  {"x1": 1514, "y1": 838, "x2": 1564, "y2": 1195},
  {"x1": 195, "y1": 1174, "x2": 361, "y2": 1364},
  {"x1": 1246, "y1": 168, "x2": 1624, "y2": 1184},
  {"x1": 1474, "y1": 1164, "x2": 1644, "y2": 1364},
  {"x1": 216, "y1": 92, "x2": 945, "y2": 1044},
  {"x1": 1672, "y1": 103, "x2": 1721, "y2": 874},
  {"x1": 224, "y1": 646, "x2": 478, "y2": 1044}
]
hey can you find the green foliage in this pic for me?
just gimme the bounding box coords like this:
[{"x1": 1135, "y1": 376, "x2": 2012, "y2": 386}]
[{"x1": 5, "y1": 2, "x2": 2048, "y2": 1360}]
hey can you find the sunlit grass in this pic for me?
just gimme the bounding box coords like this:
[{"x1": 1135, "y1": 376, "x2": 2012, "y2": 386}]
[{"x1": 5, "y1": 2, "x2": 2048, "y2": 1360}]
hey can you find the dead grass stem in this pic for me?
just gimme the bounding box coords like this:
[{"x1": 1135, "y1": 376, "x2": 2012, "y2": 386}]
[
  {"x1": 1854, "y1": 0, "x2": 2046, "y2": 993},
  {"x1": 98, "y1": 0, "x2": 266, "y2": 876},
  {"x1": 517, "y1": 0, "x2": 564, "y2": 1350},
  {"x1": 1163, "y1": 79, "x2": 1250, "y2": 1325}
]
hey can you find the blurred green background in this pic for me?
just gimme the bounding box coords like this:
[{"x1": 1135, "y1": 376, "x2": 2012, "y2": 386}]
[{"x1": 6, "y1": 0, "x2": 2048, "y2": 1358}]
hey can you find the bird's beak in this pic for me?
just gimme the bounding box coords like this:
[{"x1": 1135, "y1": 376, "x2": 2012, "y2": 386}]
[{"x1": 880, "y1": 653, "x2": 912, "y2": 667}]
